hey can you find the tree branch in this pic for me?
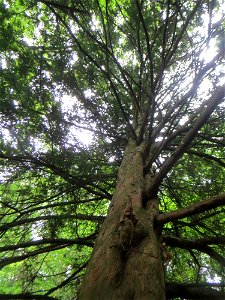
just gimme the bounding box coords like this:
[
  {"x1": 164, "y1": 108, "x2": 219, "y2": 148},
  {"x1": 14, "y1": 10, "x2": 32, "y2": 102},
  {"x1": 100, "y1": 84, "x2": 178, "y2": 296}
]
[
  {"x1": 156, "y1": 192, "x2": 225, "y2": 224},
  {"x1": 166, "y1": 282, "x2": 225, "y2": 300},
  {"x1": 0, "y1": 214, "x2": 104, "y2": 232},
  {"x1": 163, "y1": 235, "x2": 225, "y2": 266},
  {"x1": 149, "y1": 83, "x2": 225, "y2": 195},
  {"x1": 0, "y1": 243, "x2": 71, "y2": 269},
  {"x1": 36, "y1": 0, "x2": 86, "y2": 13},
  {"x1": 0, "y1": 237, "x2": 94, "y2": 252},
  {"x1": 163, "y1": 235, "x2": 225, "y2": 247},
  {"x1": 152, "y1": 41, "x2": 225, "y2": 141},
  {"x1": 4, "y1": 196, "x2": 104, "y2": 218},
  {"x1": 164, "y1": 0, "x2": 203, "y2": 66},
  {"x1": 0, "y1": 153, "x2": 112, "y2": 199},
  {"x1": 135, "y1": 0, "x2": 154, "y2": 88},
  {"x1": 187, "y1": 150, "x2": 225, "y2": 168},
  {"x1": 0, "y1": 295, "x2": 56, "y2": 300},
  {"x1": 45, "y1": 261, "x2": 88, "y2": 295},
  {"x1": 43, "y1": 3, "x2": 137, "y2": 139}
]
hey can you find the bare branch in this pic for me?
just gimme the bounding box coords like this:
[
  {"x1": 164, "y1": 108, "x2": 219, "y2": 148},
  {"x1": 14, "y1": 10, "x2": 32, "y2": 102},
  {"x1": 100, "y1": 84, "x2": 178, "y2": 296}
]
[
  {"x1": 163, "y1": 235, "x2": 225, "y2": 248},
  {"x1": 164, "y1": 235, "x2": 225, "y2": 266},
  {"x1": 157, "y1": 193, "x2": 225, "y2": 224}
]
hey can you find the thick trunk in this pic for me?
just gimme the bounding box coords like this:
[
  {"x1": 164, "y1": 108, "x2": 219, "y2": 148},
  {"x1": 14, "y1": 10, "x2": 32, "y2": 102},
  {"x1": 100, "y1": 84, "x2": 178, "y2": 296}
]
[{"x1": 79, "y1": 140, "x2": 165, "y2": 300}]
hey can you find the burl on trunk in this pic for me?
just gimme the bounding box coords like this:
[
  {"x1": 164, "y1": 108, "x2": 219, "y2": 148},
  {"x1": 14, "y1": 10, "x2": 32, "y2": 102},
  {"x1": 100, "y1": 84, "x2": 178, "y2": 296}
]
[{"x1": 79, "y1": 140, "x2": 166, "y2": 300}]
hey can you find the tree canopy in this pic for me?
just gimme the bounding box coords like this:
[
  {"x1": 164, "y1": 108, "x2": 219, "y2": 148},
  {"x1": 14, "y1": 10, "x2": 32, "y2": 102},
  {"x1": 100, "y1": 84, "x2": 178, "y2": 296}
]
[{"x1": 0, "y1": 0, "x2": 225, "y2": 299}]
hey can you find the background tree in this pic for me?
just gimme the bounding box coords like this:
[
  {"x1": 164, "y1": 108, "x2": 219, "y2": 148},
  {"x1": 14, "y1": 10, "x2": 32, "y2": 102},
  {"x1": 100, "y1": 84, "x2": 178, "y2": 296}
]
[{"x1": 0, "y1": 0, "x2": 225, "y2": 299}]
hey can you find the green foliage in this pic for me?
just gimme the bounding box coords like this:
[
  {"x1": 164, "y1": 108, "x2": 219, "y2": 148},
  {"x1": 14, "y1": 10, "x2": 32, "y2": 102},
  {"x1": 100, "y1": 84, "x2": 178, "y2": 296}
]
[{"x1": 0, "y1": 0, "x2": 225, "y2": 299}]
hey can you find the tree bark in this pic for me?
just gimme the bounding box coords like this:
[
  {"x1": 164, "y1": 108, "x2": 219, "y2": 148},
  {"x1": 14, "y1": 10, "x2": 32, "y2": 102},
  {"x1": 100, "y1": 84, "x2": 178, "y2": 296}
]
[{"x1": 79, "y1": 140, "x2": 165, "y2": 300}]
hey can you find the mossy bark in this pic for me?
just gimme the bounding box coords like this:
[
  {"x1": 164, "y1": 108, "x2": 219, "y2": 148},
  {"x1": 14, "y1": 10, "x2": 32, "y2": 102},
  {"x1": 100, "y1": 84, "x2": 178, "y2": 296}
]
[{"x1": 79, "y1": 140, "x2": 166, "y2": 300}]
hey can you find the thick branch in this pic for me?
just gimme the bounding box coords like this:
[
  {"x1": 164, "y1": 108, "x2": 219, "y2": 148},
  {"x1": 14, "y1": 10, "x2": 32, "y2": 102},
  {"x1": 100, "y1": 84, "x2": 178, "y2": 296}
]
[
  {"x1": 157, "y1": 192, "x2": 225, "y2": 224},
  {"x1": 166, "y1": 282, "x2": 225, "y2": 300},
  {"x1": 163, "y1": 235, "x2": 225, "y2": 266},
  {"x1": 0, "y1": 237, "x2": 94, "y2": 252},
  {"x1": 163, "y1": 235, "x2": 225, "y2": 247}
]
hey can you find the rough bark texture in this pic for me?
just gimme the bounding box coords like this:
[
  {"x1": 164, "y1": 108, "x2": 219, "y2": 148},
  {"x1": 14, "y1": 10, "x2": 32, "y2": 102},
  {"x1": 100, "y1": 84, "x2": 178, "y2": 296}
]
[{"x1": 79, "y1": 140, "x2": 165, "y2": 300}]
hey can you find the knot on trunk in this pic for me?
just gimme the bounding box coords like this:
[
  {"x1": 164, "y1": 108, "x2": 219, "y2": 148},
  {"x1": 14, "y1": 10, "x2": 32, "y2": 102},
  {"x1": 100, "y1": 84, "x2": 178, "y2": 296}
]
[{"x1": 118, "y1": 208, "x2": 148, "y2": 250}]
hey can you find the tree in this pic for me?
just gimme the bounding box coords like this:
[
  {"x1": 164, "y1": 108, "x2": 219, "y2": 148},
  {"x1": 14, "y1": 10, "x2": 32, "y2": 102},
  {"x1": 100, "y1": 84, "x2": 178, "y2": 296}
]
[{"x1": 0, "y1": 0, "x2": 225, "y2": 299}]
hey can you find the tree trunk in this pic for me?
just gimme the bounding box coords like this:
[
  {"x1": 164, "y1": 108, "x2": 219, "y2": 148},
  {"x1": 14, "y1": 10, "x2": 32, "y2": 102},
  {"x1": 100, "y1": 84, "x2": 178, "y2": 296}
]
[{"x1": 79, "y1": 140, "x2": 166, "y2": 300}]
